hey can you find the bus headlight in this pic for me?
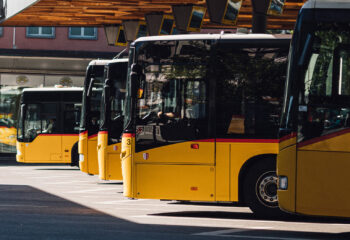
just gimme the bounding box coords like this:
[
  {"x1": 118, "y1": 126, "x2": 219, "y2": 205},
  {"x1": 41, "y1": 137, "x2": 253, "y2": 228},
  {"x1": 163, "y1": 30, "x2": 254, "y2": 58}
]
[
  {"x1": 79, "y1": 154, "x2": 84, "y2": 162},
  {"x1": 17, "y1": 149, "x2": 21, "y2": 155},
  {"x1": 278, "y1": 176, "x2": 288, "y2": 190}
]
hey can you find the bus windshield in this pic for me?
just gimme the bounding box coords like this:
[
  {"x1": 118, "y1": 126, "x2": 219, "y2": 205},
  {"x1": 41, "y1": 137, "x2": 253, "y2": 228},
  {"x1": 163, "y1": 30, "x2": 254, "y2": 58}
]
[
  {"x1": 133, "y1": 40, "x2": 212, "y2": 151},
  {"x1": 284, "y1": 22, "x2": 350, "y2": 141},
  {"x1": 80, "y1": 65, "x2": 105, "y2": 132},
  {"x1": 100, "y1": 60, "x2": 128, "y2": 143}
]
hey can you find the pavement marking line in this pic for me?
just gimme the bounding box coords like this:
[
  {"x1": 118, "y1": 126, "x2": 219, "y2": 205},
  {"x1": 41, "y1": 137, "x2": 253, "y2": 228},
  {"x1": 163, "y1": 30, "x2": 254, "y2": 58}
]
[
  {"x1": 97, "y1": 199, "x2": 149, "y2": 204},
  {"x1": 66, "y1": 187, "x2": 119, "y2": 194},
  {"x1": 43, "y1": 181, "x2": 92, "y2": 185},
  {"x1": 27, "y1": 175, "x2": 72, "y2": 179},
  {"x1": 193, "y1": 229, "x2": 249, "y2": 236}
]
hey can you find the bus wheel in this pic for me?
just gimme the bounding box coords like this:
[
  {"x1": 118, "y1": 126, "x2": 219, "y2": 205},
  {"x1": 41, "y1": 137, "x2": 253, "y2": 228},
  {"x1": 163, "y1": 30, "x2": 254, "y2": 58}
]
[
  {"x1": 243, "y1": 159, "x2": 282, "y2": 217},
  {"x1": 71, "y1": 143, "x2": 79, "y2": 167}
]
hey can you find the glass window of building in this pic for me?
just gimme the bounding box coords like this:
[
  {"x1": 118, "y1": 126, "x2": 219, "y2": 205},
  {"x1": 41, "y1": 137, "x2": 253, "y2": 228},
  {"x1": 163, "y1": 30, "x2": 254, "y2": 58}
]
[
  {"x1": 69, "y1": 27, "x2": 97, "y2": 40},
  {"x1": 26, "y1": 27, "x2": 55, "y2": 38}
]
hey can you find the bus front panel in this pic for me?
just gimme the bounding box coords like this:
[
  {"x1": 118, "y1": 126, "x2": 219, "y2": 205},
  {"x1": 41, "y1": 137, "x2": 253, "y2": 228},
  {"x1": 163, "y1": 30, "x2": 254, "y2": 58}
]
[
  {"x1": 278, "y1": 9, "x2": 350, "y2": 217},
  {"x1": 21, "y1": 135, "x2": 63, "y2": 163},
  {"x1": 97, "y1": 131, "x2": 122, "y2": 180}
]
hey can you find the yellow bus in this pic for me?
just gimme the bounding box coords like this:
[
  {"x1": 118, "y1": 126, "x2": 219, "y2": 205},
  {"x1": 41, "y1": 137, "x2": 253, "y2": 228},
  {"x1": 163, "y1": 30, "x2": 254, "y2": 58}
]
[
  {"x1": 277, "y1": 0, "x2": 350, "y2": 218},
  {"x1": 16, "y1": 87, "x2": 82, "y2": 165},
  {"x1": 121, "y1": 34, "x2": 290, "y2": 215},
  {"x1": 97, "y1": 58, "x2": 128, "y2": 180},
  {"x1": 79, "y1": 59, "x2": 110, "y2": 174}
]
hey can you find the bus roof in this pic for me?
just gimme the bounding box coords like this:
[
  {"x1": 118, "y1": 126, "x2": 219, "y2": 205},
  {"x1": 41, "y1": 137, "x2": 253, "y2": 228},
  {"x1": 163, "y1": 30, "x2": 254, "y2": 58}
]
[
  {"x1": 108, "y1": 58, "x2": 128, "y2": 64},
  {"x1": 22, "y1": 87, "x2": 83, "y2": 92},
  {"x1": 88, "y1": 59, "x2": 111, "y2": 66},
  {"x1": 303, "y1": 0, "x2": 350, "y2": 9},
  {"x1": 133, "y1": 34, "x2": 292, "y2": 45}
]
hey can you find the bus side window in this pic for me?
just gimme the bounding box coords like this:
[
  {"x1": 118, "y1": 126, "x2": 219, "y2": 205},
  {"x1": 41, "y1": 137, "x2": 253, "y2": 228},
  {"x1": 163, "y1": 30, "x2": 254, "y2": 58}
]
[
  {"x1": 215, "y1": 46, "x2": 287, "y2": 139},
  {"x1": 41, "y1": 103, "x2": 58, "y2": 134},
  {"x1": 63, "y1": 103, "x2": 77, "y2": 133}
]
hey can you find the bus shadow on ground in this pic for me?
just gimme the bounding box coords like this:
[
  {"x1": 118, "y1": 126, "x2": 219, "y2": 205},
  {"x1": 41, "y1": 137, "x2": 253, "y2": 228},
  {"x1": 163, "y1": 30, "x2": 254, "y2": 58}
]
[
  {"x1": 34, "y1": 168, "x2": 80, "y2": 171},
  {"x1": 97, "y1": 181, "x2": 123, "y2": 185},
  {"x1": 0, "y1": 184, "x2": 349, "y2": 240},
  {"x1": 152, "y1": 208, "x2": 350, "y2": 224}
]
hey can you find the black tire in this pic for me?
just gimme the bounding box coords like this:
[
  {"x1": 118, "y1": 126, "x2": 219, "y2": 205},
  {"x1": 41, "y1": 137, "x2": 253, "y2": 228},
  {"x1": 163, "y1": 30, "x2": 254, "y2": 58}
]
[
  {"x1": 71, "y1": 143, "x2": 79, "y2": 167},
  {"x1": 243, "y1": 157, "x2": 283, "y2": 217}
]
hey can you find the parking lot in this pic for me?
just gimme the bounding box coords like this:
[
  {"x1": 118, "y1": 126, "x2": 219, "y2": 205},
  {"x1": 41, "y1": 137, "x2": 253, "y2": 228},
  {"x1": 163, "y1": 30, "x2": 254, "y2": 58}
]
[{"x1": 0, "y1": 159, "x2": 349, "y2": 240}]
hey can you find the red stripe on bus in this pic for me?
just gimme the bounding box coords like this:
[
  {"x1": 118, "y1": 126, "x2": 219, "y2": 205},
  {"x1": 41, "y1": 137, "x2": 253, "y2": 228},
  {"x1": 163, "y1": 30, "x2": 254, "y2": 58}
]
[
  {"x1": 279, "y1": 132, "x2": 297, "y2": 143},
  {"x1": 195, "y1": 138, "x2": 279, "y2": 143},
  {"x1": 79, "y1": 131, "x2": 88, "y2": 137},
  {"x1": 216, "y1": 138, "x2": 279, "y2": 143},
  {"x1": 88, "y1": 134, "x2": 98, "y2": 139},
  {"x1": 123, "y1": 133, "x2": 135, "y2": 137},
  {"x1": 39, "y1": 134, "x2": 79, "y2": 136},
  {"x1": 99, "y1": 131, "x2": 108, "y2": 134},
  {"x1": 297, "y1": 128, "x2": 350, "y2": 148}
]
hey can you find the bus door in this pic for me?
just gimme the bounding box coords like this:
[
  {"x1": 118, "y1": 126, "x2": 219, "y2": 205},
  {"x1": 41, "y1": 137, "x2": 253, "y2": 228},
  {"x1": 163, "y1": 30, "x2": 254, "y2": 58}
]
[
  {"x1": 24, "y1": 103, "x2": 62, "y2": 162},
  {"x1": 296, "y1": 44, "x2": 350, "y2": 216},
  {"x1": 133, "y1": 40, "x2": 216, "y2": 200}
]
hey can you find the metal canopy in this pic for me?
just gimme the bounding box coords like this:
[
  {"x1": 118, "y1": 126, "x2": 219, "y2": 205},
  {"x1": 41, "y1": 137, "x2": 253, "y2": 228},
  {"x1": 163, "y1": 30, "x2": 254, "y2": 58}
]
[{"x1": 0, "y1": 0, "x2": 305, "y2": 30}]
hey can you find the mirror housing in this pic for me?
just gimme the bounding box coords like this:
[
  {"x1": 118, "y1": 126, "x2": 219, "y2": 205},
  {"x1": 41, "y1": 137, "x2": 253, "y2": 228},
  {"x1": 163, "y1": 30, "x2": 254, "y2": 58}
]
[{"x1": 130, "y1": 63, "x2": 142, "y2": 98}]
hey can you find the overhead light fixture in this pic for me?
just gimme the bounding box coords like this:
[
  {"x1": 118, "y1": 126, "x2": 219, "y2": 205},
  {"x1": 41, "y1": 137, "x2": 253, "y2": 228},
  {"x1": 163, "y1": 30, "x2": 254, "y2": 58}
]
[
  {"x1": 206, "y1": 0, "x2": 242, "y2": 25},
  {"x1": 146, "y1": 13, "x2": 175, "y2": 36},
  {"x1": 123, "y1": 20, "x2": 148, "y2": 42},
  {"x1": 172, "y1": 5, "x2": 206, "y2": 33},
  {"x1": 267, "y1": 0, "x2": 286, "y2": 16},
  {"x1": 104, "y1": 25, "x2": 127, "y2": 46}
]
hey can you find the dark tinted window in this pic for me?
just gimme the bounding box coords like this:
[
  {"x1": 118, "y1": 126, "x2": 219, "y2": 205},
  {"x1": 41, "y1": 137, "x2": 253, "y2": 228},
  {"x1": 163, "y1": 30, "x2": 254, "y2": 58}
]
[{"x1": 215, "y1": 44, "x2": 289, "y2": 139}]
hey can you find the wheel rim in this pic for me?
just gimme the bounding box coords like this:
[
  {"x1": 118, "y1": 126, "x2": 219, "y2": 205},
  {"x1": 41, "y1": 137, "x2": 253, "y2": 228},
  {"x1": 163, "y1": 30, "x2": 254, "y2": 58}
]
[{"x1": 256, "y1": 171, "x2": 278, "y2": 208}]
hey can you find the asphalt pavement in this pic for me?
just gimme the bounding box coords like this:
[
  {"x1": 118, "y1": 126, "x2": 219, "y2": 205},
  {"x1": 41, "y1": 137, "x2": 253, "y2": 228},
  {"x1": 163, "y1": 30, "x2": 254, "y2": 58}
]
[{"x1": 0, "y1": 158, "x2": 350, "y2": 240}]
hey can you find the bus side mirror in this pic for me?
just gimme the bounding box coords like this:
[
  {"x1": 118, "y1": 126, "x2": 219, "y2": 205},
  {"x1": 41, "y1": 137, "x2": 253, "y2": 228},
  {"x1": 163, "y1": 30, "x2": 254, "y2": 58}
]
[
  {"x1": 104, "y1": 82, "x2": 111, "y2": 100},
  {"x1": 130, "y1": 63, "x2": 142, "y2": 99},
  {"x1": 87, "y1": 77, "x2": 95, "y2": 97},
  {"x1": 130, "y1": 72, "x2": 140, "y2": 98}
]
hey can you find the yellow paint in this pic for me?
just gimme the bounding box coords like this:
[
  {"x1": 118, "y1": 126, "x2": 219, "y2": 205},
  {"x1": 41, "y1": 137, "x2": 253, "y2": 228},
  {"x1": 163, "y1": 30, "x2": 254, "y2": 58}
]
[
  {"x1": 121, "y1": 135, "x2": 279, "y2": 203},
  {"x1": 133, "y1": 141, "x2": 215, "y2": 165},
  {"x1": 97, "y1": 132, "x2": 123, "y2": 180},
  {"x1": 215, "y1": 143, "x2": 230, "y2": 201},
  {"x1": 16, "y1": 141, "x2": 24, "y2": 162},
  {"x1": 296, "y1": 150, "x2": 350, "y2": 217},
  {"x1": 79, "y1": 133, "x2": 99, "y2": 175},
  {"x1": 121, "y1": 135, "x2": 134, "y2": 197},
  {"x1": 279, "y1": 136, "x2": 297, "y2": 151},
  {"x1": 78, "y1": 132, "x2": 88, "y2": 172},
  {"x1": 16, "y1": 135, "x2": 78, "y2": 163},
  {"x1": 278, "y1": 132, "x2": 350, "y2": 217},
  {"x1": 299, "y1": 132, "x2": 350, "y2": 152},
  {"x1": 136, "y1": 164, "x2": 215, "y2": 201},
  {"x1": 277, "y1": 144, "x2": 296, "y2": 213}
]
